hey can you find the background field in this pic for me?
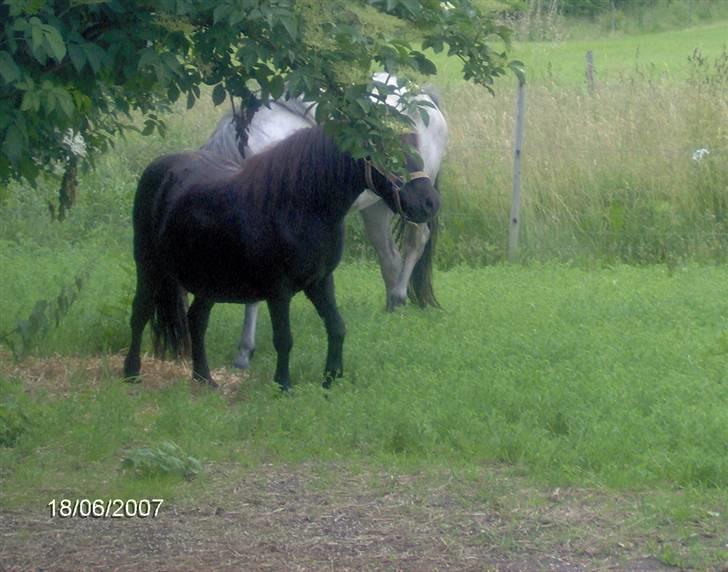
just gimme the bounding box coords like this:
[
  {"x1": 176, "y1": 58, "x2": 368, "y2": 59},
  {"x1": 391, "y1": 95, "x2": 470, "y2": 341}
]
[{"x1": 2, "y1": 5, "x2": 728, "y2": 569}]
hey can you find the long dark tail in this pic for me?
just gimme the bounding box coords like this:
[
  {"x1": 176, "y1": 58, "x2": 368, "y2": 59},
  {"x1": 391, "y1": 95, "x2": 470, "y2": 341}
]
[
  {"x1": 132, "y1": 158, "x2": 191, "y2": 360},
  {"x1": 407, "y1": 213, "x2": 441, "y2": 308},
  {"x1": 150, "y1": 274, "x2": 190, "y2": 359}
]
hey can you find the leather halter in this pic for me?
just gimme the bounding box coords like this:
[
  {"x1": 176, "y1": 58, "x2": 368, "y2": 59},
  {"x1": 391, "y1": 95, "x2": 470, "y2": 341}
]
[{"x1": 407, "y1": 170, "x2": 429, "y2": 182}]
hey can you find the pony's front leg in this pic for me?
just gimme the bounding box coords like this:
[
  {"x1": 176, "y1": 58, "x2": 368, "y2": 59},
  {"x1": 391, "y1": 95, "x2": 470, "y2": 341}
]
[
  {"x1": 304, "y1": 274, "x2": 346, "y2": 389},
  {"x1": 233, "y1": 302, "x2": 260, "y2": 369},
  {"x1": 392, "y1": 222, "x2": 430, "y2": 308},
  {"x1": 359, "y1": 201, "x2": 402, "y2": 310},
  {"x1": 267, "y1": 297, "x2": 293, "y2": 391},
  {"x1": 188, "y1": 296, "x2": 216, "y2": 387}
]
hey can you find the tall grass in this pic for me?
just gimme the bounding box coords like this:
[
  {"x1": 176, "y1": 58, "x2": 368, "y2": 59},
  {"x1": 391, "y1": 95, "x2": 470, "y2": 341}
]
[
  {"x1": 500, "y1": 0, "x2": 728, "y2": 44},
  {"x1": 435, "y1": 48, "x2": 728, "y2": 266},
  {"x1": 2, "y1": 31, "x2": 727, "y2": 269}
]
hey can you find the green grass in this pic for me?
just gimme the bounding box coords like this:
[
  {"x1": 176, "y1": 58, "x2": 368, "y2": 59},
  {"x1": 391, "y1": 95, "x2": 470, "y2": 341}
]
[
  {"x1": 2, "y1": 258, "x2": 728, "y2": 567},
  {"x1": 433, "y1": 19, "x2": 728, "y2": 87},
  {"x1": 3, "y1": 262, "x2": 728, "y2": 491}
]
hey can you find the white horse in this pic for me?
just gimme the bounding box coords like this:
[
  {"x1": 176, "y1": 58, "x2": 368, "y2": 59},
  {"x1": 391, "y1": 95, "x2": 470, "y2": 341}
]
[{"x1": 200, "y1": 74, "x2": 448, "y2": 368}]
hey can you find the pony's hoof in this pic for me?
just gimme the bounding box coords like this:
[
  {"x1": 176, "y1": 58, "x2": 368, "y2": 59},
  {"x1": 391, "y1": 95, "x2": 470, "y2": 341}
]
[
  {"x1": 123, "y1": 355, "x2": 141, "y2": 379},
  {"x1": 386, "y1": 293, "x2": 406, "y2": 312},
  {"x1": 124, "y1": 375, "x2": 142, "y2": 385},
  {"x1": 232, "y1": 348, "x2": 254, "y2": 369},
  {"x1": 322, "y1": 370, "x2": 343, "y2": 389},
  {"x1": 193, "y1": 373, "x2": 218, "y2": 388}
]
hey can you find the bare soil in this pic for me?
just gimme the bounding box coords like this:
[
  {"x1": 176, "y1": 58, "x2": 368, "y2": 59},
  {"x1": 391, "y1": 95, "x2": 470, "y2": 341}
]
[{"x1": 1, "y1": 462, "x2": 700, "y2": 571}]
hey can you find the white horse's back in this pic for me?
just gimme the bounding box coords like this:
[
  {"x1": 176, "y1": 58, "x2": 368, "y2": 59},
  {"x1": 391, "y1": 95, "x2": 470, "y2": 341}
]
[
  {"x1": 201, "y1": 100, "x2": 316, "y2": 165},
  {"x1": 202, "y1": 77, "x2": 447, "y2": 184}
]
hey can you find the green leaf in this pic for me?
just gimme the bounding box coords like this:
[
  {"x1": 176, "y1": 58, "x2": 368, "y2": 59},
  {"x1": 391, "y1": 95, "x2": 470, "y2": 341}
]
[
  {"x1": 42, "y1": 24, "x2": 66, "y2": 62},
  {"x1": 213, "y1": 4, "x2": 232, "y2": 24},
  {"x1": 509, "y1": 60, "x2": 526, "y2": 83},
  {"x1": 0, "y1": 51, "x2": 21, "y2": 83},
  {"x1": 167, "y1": 83, "x2": 180, "y2": 102},
  {"x1": 84, "y1": 44, "x2": 106, "y2": 74},
  {"x1": 55, "y1": 88, "x2": 75, "y2": 119},
  {"x1": 44, "y1": 90, "x2": 57, "y2": 114},
  {"x1": 269, "y1": 75, "x2": 284, "y2": 100},
  {"x1": 29, "y1": 19, "x2": 43, "y2": 55},
  {"x1": 212, "y1": 83, "x2": 226, "y2": 106},
  {"x1": 20, "y1": 91, "x2": 40, "y2": 113},
  {"x1": 419, "y1": 107, "x2": 430, "y2": 127},
  {"x1": 2, "y1": 124, "x2": 25, "y2": 161},
  {"x1": 279, "y1": 16, "x2": 298, "y2": 40},
  {"x1": 137, "y1": 47, "x2": 158, "y2": 70},
  {"x1": 68, "y1": 44, "x2": 86, "y2": 73},
  {"x1": 412, "y1": 52, "x2": 437, "y2": 75}
]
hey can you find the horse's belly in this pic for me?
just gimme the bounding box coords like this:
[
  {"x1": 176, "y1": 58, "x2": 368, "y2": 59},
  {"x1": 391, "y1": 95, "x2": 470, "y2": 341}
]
[
  {"x1": 160, "y1": 195, "x2": 343, "y2": 302},
  {"x1": 174, "y1": 246, "x2": 285, "y2": 303}
]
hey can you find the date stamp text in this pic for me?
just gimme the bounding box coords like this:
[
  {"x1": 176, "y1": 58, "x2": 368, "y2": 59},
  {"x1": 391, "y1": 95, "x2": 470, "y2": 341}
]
[{"x1": 48, "y1": 498, "x2": 164, "y2": 519}]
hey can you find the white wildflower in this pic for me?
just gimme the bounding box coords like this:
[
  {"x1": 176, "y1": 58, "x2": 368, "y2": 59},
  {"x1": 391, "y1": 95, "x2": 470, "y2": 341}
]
[
  {"x1": 62, "y1": 129, "x2": 87, "y2": 158},
  {"x1": 692, "y1": 148, "x2": 710, "y2": 161}
]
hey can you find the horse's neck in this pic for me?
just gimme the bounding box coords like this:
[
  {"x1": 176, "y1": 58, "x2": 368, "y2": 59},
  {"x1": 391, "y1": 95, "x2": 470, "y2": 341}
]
[{"x1": 291, "y1": 154, "x2": 366, "y2": 222}]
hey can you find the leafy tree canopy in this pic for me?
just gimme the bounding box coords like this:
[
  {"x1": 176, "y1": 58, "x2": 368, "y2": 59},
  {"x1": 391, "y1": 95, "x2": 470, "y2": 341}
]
[{"x1": 0, "y1": 0, "x2": 516, "y2": 198}]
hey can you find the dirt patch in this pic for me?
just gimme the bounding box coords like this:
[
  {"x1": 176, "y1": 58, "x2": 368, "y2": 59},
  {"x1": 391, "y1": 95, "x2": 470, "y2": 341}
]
[
  {"x1": 0, "y1": 351, "x2": 246, "y2": 399},
  {"x1": 0, "y1": 463, "x2": 696, "y2": 571}
]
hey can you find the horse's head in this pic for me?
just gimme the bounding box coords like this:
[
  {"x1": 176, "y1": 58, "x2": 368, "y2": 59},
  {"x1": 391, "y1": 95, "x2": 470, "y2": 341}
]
[{"x1": 365, "y1": 139, "x2": 440, "y2": 223}]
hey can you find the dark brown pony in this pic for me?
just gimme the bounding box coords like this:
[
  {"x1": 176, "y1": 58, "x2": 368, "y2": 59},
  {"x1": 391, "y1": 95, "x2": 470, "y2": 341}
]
[{"x1": 123, "y1": 126, "x2": 440, "y2": 389}]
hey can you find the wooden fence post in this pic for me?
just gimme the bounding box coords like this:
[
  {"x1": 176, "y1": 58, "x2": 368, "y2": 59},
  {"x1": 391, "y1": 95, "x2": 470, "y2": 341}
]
[
  {"x1": 585, "y1": 50, "x2": 595, "y2": 94},
  {"x1": 610, "y1": 0, "x2": 616, "y2": 33},
  {"x1": 508, "y1": 72, "x2": 526, "y2": 261}
]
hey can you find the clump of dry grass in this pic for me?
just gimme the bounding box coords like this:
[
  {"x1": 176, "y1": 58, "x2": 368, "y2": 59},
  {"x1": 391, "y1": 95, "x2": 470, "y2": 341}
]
[{"x1": 0, "y1": 349, "x2": 246, "y2": 399}]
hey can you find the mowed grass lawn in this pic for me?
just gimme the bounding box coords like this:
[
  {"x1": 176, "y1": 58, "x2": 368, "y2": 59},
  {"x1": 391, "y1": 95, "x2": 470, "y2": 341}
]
[
  {"x1": 2, "y1": 257, "x2": 728, "y2": 499},
  {"x1": 434, "y1": 20, "x2": 728, "y2": 86}
]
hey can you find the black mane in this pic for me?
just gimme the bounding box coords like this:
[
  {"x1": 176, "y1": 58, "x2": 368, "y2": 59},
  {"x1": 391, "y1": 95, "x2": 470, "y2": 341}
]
[{"x1": 239, "y1": 125, "x2": 364, "y2": 214}]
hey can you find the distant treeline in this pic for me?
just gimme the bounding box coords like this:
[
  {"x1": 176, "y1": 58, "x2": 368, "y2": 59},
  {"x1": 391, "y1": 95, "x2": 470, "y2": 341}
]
[{"x1": 481, "y1": 0, "x2": 721, "y2": 19}]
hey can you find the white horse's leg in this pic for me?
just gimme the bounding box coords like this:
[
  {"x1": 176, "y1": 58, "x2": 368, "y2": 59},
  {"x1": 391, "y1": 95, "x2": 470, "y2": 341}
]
[
  {"x1": 359, "y1": 201, "x2": 402, "y2": 309},
  {"x1": 233, "y1": 302, "x2": 260, "y2": 369},
  {"x1": 390, "y1": 222, "x2": 431, "y2": 309}
]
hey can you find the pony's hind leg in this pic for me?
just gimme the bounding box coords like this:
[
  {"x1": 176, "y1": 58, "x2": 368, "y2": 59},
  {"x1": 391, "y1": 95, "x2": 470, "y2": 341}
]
[
  {"x1": 304, "y1": 274, "x2": 346, "y2": 389},
  {"x1": 233, "y1": 302, "x2": 260, "y2": 369},
  {"x1": 187, "y1": 296, "x2": 216, "y2": 386},
  {"x1": 266, "y1": 296, "x2": 293, "y2": 391},
  {"x1": 123, "y1": 274, "x2": 155, "y2": 382}
]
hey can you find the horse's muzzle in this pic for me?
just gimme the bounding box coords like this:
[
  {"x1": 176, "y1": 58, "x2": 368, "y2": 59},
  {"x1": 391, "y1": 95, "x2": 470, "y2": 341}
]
[{"x1": 401, "y1": 187, "x2": 440, "y2": 223}]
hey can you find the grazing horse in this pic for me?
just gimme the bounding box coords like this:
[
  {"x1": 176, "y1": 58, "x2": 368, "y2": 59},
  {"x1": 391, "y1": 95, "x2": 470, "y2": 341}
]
[
  {"x1": 123, "y1": 126, "x2": 440, "y2": 389},
  {"x1": 201, "y1": 73, "x2": 448, "y2": 368}
]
